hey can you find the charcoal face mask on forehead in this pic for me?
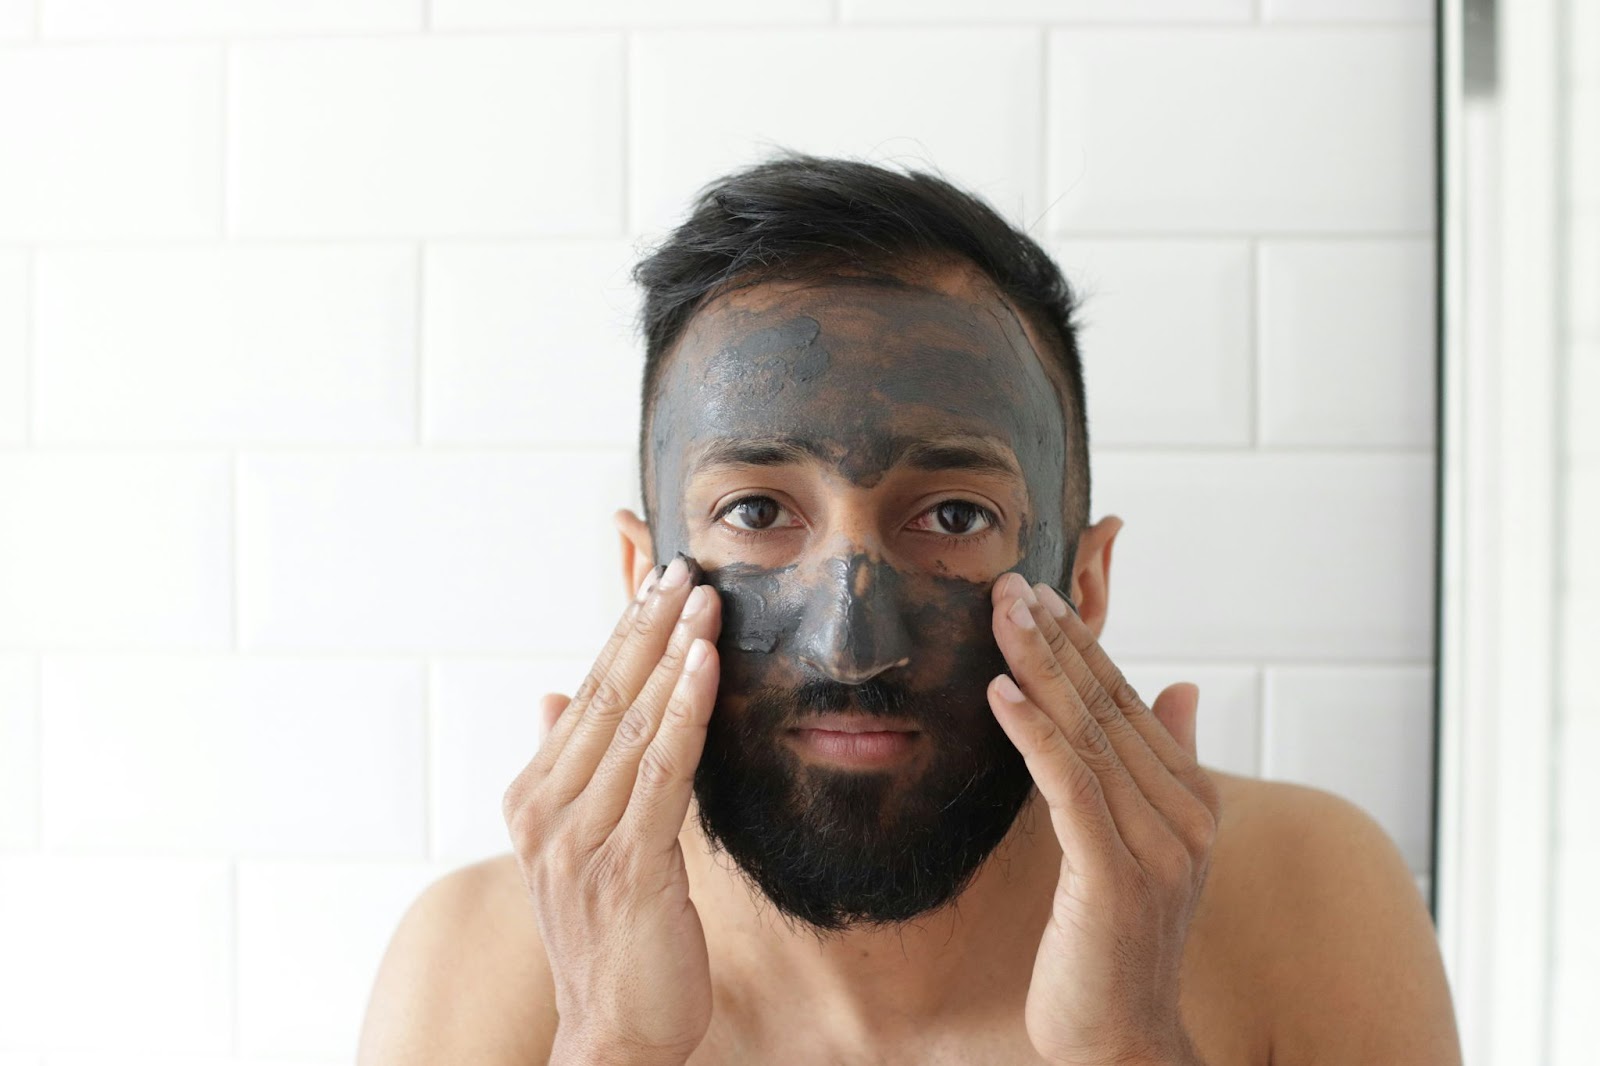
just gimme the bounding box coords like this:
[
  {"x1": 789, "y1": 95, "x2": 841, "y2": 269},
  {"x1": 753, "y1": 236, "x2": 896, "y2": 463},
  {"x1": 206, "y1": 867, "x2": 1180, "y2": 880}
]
[{"x1": 647, "y1": 277, "x2": 1071, "y2": 934}]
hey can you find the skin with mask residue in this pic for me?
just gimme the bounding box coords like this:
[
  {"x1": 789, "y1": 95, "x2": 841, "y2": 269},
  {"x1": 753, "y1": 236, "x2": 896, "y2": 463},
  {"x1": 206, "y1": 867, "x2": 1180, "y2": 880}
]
[{"x1": 647, "y1": 276, "x2": 1071, "y2": 721}]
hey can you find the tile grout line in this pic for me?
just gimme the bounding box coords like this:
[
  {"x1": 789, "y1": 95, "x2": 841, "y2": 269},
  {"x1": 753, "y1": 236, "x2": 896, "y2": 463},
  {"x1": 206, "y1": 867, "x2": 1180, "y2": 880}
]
[
  {"x1": 619, "y1": 31, "x2": 630, "y2": 238},
  {"x1": 229, "y1": 857, "x2": 241, "y2": 1057},
  {"x1": 33, "y1": 654, "x2": 43, "y2": 848},
  {"x1": 22, "y1": 245, "x2": 33, "y2": 445},
  {"x1": 231, "y1": 453, "x2": 242, "y2": 651},
  {"x1": 1249, "y1": 237, "x2": 1261, "y2": 447},
  {"x1": 415, "y1": 242, "x2": 426, "y2": 443},
  {"x1": 1255, "y1": 666, "x2": 1270, "y2": 778},
  {"x1": 220, "y1": 41, "x2": 230, "y2": 239},
  {"x1": 423, "y1": 661, "x2": 435, "y2": 861}
]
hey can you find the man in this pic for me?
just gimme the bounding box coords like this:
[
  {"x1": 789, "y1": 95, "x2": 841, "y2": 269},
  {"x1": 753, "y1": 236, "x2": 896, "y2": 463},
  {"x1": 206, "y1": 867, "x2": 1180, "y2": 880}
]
[{"x1": 358, "y1": 154, "x2": 1461, "y2": 1065}]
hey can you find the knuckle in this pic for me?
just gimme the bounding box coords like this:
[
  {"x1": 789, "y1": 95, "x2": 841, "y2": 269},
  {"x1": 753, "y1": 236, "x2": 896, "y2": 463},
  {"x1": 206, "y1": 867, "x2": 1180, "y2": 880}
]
[
  {"x1": 583, "y1": 840, "x2": 636, "y2": 897},
  {"x1": 1175, "y1": 799, "x2": 1219, "y2": 856},
  {"x1": 1084, "y1": 685, "x2": 1122, "y2": 724},
  {"x1": 636, "y1": 744, "x2": 680, "y2": 789},
  {"x1": 1063, "y1": 754, "x2": 1105, "y2": 809},
  {"x1": 588, "y1": 677, "x2": 628, "y2": 719},
  {"x1": 1067, "y1": 715, "x2": 1114, "y2": 763},
  {"x1": 1108, "y1": 673, "x2": 1140, "y2": 710},
  {"x1": 613, "y1": 705, "x2": 652, "y2": 747}
]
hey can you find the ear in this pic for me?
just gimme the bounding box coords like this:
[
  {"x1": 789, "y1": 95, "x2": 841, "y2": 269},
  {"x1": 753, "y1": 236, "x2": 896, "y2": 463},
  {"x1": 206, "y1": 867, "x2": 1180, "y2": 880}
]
[
  {"x1": 615, "y1": 509, "x2": 656, "y2": 602},
  {"x1": 1067, "y1": 514, "x2": 1123, "y2": 641}
]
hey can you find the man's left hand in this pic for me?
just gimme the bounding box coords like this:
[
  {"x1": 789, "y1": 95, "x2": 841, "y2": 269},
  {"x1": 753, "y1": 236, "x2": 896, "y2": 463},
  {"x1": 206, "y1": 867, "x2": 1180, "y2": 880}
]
[{"x1": 986, "y1": 571, "x2": 1221, "y2": 1066}]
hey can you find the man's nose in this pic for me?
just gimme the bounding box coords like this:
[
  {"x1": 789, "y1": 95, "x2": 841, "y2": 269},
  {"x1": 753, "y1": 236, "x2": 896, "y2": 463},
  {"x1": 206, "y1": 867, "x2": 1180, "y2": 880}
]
[{"x1": 793, "y1": 553, "x2": 913, "y2": 684}]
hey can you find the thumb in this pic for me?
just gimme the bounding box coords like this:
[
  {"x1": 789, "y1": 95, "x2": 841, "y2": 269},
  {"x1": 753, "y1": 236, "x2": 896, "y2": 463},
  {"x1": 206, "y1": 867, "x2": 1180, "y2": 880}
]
[
  {"x1": 1151, "y1": 682, "x2": 1200, "y2": 760},
  {"x1": 538, "y1": 692, "x2": 571, "y2": 741}
]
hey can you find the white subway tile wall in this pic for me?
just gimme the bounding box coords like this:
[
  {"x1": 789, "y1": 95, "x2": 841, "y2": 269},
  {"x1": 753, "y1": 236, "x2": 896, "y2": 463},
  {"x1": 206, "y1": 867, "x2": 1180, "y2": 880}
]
[
  {"x1": 0, "y1": 250, "x2": 24, "y2": 443},
  {"x1": 0, "y1": 3, "x2": 1437, "y2": 1061},
  {"x1": 1552, "y1": 10, "x2": 1599, "y2": 1062}
]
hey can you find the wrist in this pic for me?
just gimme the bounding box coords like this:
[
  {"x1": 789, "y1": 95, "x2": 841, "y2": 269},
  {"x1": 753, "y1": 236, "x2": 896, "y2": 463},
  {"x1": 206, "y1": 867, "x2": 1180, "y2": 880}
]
[{"x1": 550, "y1": 1025, "x2": 690, "y2": 1066}]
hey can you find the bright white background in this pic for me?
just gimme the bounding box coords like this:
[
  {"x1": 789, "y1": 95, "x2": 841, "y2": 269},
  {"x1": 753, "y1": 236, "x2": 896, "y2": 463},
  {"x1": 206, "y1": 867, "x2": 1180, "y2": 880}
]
[{"x1": 0, "y1": 1, "x2": 1438, "y2": 1063}]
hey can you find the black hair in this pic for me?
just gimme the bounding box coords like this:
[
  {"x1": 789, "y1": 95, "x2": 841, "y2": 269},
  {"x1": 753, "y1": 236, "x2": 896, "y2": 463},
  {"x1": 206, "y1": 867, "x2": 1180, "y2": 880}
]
[{"x1": 630, "y1": 150, "x2": 1091, "y2": 574}]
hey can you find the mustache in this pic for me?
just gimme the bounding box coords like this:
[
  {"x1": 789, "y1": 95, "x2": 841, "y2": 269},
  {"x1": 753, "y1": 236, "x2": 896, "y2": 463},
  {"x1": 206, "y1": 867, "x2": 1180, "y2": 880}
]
[{"x1": 746, "y1": 677, "x2": 912, "y2": 723}]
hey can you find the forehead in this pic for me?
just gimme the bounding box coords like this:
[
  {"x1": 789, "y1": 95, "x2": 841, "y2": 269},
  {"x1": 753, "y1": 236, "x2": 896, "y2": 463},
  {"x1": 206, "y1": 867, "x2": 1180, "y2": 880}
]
[{"x1": 651, "y1": 272, "x2": 1063, "y2": 477}]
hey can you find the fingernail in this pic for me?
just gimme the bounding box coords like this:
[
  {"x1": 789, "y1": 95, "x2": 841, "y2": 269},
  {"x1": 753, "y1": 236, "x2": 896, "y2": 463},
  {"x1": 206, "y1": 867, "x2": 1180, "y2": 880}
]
[
  {"x1": 660, "y1": 556, "x2": 689, "y2": 591},
  {"x1": 1009, "y1": 596, "x2": 1036, "y2": 630},
  {"x1": 680, "y1": 585, "x2": 706, "y2": 619},
  {"x1": 995, "y1": 674, "x2": 1027, "y2": 703},
  {"x1": 1036, "y1": 584, "x2": 1070, "y2": 619},
  {"x1": 636, "y1": 565, "x2": 663, "y2": 602},
  {"x1": 684, "y1": 638, "x2": 710, "y2": 674}
]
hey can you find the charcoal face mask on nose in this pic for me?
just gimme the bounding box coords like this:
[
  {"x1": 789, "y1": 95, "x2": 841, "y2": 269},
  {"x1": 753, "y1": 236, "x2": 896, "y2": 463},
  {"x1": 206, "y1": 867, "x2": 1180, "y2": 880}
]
[{"x1": 647, "y1": 282, "x2": 1070, "y2": 934}]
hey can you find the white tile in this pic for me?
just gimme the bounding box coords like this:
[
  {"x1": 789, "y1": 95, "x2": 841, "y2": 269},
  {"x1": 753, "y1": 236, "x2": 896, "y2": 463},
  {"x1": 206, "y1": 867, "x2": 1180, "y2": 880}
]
[
  {"x1": 430, "y1": 656, "x2": 590, "y2": 863},
  {"x1": 1568, "y1": 87, "x2": 1598, "y2": 208},
  {"x1": 1051, "y1": 239, "x2": 1252, "y2": 446},
  {"x1": 0, "y1": 1054, "x2": 38, "y2": 1066},
  {"x1": 1259, "y1": 239, "x2": 1436, "y2": 447},
  {"x1": 1046, "y1": 28, "x2": 1433, "y2": 233},
  {"x1": 423, "y1": 240, "x2": 641, "y2": 446},
  {"x1": 844, "y1": 0, "x2": 1250, "y2": 21},
  {"x1": 0, "y1": 249, "x2": 24, "y2": 442},
  {"x1": 0, "y1": 43, "x2": 220, "y2": 240},
  {"x1": 0, "y1": 0, "x2": 33, "y2": 39},
  {"x1": 435, "y1": 0, "x2": 830, "y2": 26},
  {"x1": 1117, "y1": 663, "x2": 1260, "y2": 777},
  {"x1": 1091, "y1": 453, "x2": 1436, "y2": 661},
  {"x1": 1568, "y1": 344, "x2": 1600, "y2": 458},
  {"x1": 0, "y1": 855, "x2": 231, "y2": 1052},
  {"x1": 1262, "y1": 0, "x2": 1431, "y2": 21},
  {"x1": 1559, "y1": 594, "x2": 1600, "y2": 720},
  {"x1": 238, "y1": 452, "x2": 637, "y2": 654},
  {"x1": 34, "y1": 245, "x2": 416, "y2": 444},
  {"x1": 229, "y1": 35, "x2": 623, "y2": 238},
  {"x1": 42, "y1": 0, "x2": 420, "y2": 36},
  {"x1": 1565, "y1": 463, "x2": 1600, "y2": 594},
  {"x1": 236, "y1": 859, "x2": 449, "y2": 1061},
  {"x1": 630, "y1": 28, "x2": 1042, "y2": 236},
  {"x1": 40, "y1": 656, "x2": 425, "y2": 857},
  {"x1": 0, "y1": 655, "x2": 38, "y2": 847},
  {"x1": 1570, "y1": 210, "x2": 1600, "y2": 342},
  {"x1": 1261, "y1": 665, "x2": 1435, "y2": 873},
  {"x1": 0, "y1": 454, "x2": 232, "y2": 649}
]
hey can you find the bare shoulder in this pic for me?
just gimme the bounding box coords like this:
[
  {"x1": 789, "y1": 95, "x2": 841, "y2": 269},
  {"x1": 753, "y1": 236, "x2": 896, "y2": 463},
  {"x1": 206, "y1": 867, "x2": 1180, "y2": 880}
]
[
  {"x1": 1198, "y1": 768, "x2": 1462, "y2": 1066},
  {"x1": 357, "y1": 854, "x2": 554, "y2": 1066}
]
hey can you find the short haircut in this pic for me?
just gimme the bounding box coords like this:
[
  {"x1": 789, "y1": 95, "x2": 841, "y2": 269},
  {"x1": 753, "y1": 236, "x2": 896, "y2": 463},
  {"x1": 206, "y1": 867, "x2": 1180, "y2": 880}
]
[{"x1": 630, "y1": 150, "x2": 1091, "y2": 576}]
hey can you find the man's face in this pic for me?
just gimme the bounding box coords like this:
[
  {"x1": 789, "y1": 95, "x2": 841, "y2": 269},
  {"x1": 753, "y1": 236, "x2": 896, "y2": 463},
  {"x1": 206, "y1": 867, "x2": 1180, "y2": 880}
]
[{"x1": 647, "y1": 266, "x2": 1070, "y2": 933}]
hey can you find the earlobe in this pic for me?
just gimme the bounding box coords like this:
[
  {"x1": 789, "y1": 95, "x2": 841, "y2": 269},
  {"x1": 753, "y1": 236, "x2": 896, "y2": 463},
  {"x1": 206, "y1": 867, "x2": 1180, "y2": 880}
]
[{"x1": 614, "y1": 509, "x2": 656, "y2": 601}]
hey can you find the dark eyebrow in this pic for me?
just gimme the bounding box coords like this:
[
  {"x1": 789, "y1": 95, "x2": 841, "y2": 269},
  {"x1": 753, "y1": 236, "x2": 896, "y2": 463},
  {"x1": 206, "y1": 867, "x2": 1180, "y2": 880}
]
[
  {"x1": 691, "y1": 435, "x2": 1022, "y2": 480},
  {"x1": 899, "y1": 438, "x2": 1022, "y2": 479},
  {"x1": 692, "y1": 436, "x2": 833, "y2": 472}
]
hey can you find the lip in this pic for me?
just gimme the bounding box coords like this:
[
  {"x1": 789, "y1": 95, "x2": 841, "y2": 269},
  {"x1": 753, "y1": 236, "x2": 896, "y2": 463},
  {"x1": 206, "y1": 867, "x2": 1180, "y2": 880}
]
[
  {"x1": 785, "y1": 716, "x2": 922, "y2": 766},
  {"x1": 787, "y1": 714, "x2": 921, "y2": 734}
]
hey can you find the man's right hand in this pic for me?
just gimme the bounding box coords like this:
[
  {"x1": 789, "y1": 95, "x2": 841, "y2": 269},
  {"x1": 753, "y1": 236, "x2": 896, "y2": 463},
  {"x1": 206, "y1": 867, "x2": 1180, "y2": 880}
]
[{"x1": 502, "y1": 555, "x2": 722, "y2": 1066}]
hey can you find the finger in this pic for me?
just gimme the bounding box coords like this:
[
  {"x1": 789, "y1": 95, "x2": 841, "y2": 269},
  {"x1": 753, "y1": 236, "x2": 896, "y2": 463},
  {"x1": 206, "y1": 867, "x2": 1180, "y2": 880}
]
[
  {"x1": 530, "y1": 564, "x2": 660, "y2": 775},
  {"x1": 538, "y1": 693, "x2": 571, "y2": 739},
  {"x1": 1151, "y1": 682, "x2": 1200, "y2": 759},
  {"x1": 579, "y1": 584, "x2": 722, "y2": 836},
  {"x1": 1019, "y1": 578, "x2": 1203, "y2": 835},
  {"x1": 1037, "y1": 583, "x2": 1220, "y2": 822},
  {"x1": 612, "y1": 636, "x2": 720, "y2": 857},
  {"x1": 987, "y1": 672, "x2": 1127, "y2": 883},
  {"x1": 991, "y1": 583, "x2": 1171, "y2": 860},
  {"x1": 546, "y1": 555, "x2": 701, "y2": 802}
]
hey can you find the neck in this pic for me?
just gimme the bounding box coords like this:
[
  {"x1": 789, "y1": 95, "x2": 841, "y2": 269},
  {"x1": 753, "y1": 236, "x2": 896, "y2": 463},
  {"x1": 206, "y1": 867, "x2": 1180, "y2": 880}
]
[{"x1": 678, "y1": 790, "x2": 1061, "y2": 1043}]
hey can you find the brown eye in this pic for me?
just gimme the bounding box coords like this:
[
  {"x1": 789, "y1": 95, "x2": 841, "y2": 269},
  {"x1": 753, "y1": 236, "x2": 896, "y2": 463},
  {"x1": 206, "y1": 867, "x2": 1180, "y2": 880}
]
[
  {"x1": 936, "y1": 501, "x2": 981, "y2": 534},
  {"x1": 909, "y1": 500, "x2": 996, "y2": 537},
  {"x1": 721, "y1": 496, "x2": 788, "y2": 531}
]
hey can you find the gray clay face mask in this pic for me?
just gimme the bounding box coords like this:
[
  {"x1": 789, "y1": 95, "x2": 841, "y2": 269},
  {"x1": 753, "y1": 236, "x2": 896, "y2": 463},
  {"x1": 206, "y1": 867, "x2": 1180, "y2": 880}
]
[{"x1": 645, "y1": 275, "x2": 1073, "y2": 930}]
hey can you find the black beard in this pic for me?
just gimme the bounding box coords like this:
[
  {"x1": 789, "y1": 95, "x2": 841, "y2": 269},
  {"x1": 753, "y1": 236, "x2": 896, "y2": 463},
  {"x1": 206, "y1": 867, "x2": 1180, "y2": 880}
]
[{"x1": 690, "y1": 674, "x2": 1036, "y2": 935}]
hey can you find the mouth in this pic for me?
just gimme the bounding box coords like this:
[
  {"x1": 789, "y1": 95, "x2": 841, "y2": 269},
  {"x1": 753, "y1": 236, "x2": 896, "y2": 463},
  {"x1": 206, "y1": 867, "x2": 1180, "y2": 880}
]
[{"x1": 785, "y1": 714, "x2": 922, "y2": 766}]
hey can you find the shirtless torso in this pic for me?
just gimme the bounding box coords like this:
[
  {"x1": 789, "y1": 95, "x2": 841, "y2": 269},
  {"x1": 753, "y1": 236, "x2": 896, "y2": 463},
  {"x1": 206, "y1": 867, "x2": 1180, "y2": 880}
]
[{"x1": 357, "y1": 768, "x2": 1462, "y2": 1065}]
